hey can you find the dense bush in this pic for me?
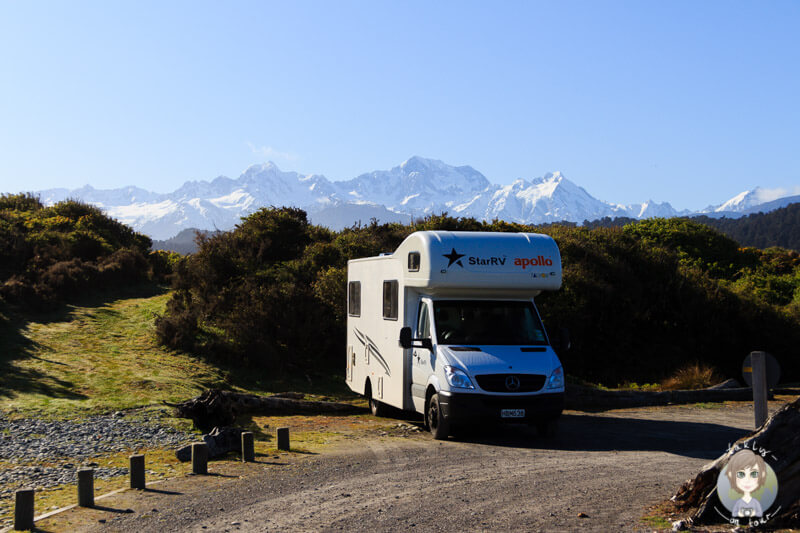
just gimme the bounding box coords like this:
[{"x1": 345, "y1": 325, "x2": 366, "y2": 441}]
[
  {"x1": 583, "y1": 203, "x2": 800, "y2": 253},
  {"x1": 538, "y1": 223, "x2": 800, "y2": 383},
  {"x1": 157, "y1": 209, "x2": 800, "y2": 384},
  {"x1": 694, "y1": 203, "x2": 800, "y2": 252},
  {"x1": 0, "y1": 193, "x2": 164, "y2": 311}
]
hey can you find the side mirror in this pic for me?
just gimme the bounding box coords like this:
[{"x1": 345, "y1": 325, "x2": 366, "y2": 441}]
[
  {"x1": 399, "y1": 326, "x2": 434, "y2": 351},
  {"x1": 399, "y1": 327, "x2": 412, "y2": 349}
]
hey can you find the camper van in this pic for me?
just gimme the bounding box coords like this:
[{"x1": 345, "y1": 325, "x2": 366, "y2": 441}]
[{"x1": 345, "y1": 230, "x2": 566, "y2": 439}]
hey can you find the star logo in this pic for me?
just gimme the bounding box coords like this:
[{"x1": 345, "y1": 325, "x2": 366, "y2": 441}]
[{"x1": 443, "y1": 248, "x2": 465, "y2": 268}]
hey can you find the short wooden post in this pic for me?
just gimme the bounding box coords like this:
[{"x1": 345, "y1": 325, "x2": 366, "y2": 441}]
[
  {"x1": 277, "y1": 427, "x2": 290, "y2": 451},
  {"x1": 752, "y1": 351, "x2": 769, "y2": 428},
  {"x1": 130, "y1": 454, "x2": 146, "y2": 489},
  {"x1": 242, "y1": 432, "x2": 255, "y2": 462},
  {"x1": 191, "y1": 442, "x2": 208, "y2": 475},
  {"x1": 77, "y1": 468, "x2": 94, "y2": 507},
  {"x1": 14, "y1": 488, "x2": 34, "y2": 531}
]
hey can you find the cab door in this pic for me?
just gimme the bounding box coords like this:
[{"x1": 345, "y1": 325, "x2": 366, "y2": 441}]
[{"x1": 411, "y1": 298, "x2": 436, "y2": 409}]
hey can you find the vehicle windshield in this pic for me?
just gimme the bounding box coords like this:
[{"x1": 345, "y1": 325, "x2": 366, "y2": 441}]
[{"x1": 433, "y1": 300, "x2": 548, "y2": 346}]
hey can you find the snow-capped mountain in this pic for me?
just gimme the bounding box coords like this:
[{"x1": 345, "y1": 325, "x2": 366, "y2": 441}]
[
  {"x1": 338, "y1": 156, "x2": 492, "y2": 213},
  {"x1": 702, "y1": 186, "x2": 800, "y2": 215},
  {"x1": 32, "y1": 157, "x2": 796, "y2": 240}
]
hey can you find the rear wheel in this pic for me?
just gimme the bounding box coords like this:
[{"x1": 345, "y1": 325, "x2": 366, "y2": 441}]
[
  {"x1": 365, "y1": 384, "x2": 389, "y2": 417},
  {"x1": 369, "y1": 397, "x2": 389, "y2": 417},
  {"x1": 427, "y1": 393, "x2": 450, "y2": 440}
]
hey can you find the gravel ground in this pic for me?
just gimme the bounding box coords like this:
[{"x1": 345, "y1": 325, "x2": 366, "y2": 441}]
[
  {"x1": 0, "y1": 409, "x2": 195, "y2": 525},
  {"x1": 38, "y1": 401, "x2": 788, "y2": 533}
]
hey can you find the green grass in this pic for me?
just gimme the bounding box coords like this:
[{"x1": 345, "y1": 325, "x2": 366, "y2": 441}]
[
  {"x1": 0, "y1": 286, "x2": 358, "y2": 418},
  {"x1": 640, "y1": 515, "x2": 672, "y2": 529},
  {"x1": 0, "y1": 290, "x2": 231, "y2": 416}
]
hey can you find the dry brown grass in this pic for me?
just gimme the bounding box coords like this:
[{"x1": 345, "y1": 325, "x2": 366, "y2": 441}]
[{"x1": 661, "y1": 362, "x2": 722, "y2": 390}]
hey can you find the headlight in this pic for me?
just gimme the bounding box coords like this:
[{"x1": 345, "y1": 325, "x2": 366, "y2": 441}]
[
  {"x1": 546, "y1": 366, "x2": 564, "y2": 389},
  {"x1": 444, "y1": 365, "x2": 474, "y2": 389}
]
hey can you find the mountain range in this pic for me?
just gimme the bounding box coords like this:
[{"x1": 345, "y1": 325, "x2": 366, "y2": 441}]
[{"x1": 35, "y1": 156, "x2": 800, "y2": 240}]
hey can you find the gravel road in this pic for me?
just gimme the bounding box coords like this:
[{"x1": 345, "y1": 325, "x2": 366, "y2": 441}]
[{"x1": 37, "y1": 402, "x2": 772, "y2": 533}]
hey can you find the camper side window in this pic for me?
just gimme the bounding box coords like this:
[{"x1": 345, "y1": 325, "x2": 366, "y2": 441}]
[
  {"x1": 382, "y1": 280, "x2": 398, "y2": 320},
  {"x1": 348, "y1": 281, "x2": 361, "y2": 316},
  {"x1": 417, "y1": 302, "x2": 430, "y2": 339}
]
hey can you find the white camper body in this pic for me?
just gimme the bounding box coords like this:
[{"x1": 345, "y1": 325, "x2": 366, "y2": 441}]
[{"x1": 345, "y1": 230, "x2": 566, "y2": 439}]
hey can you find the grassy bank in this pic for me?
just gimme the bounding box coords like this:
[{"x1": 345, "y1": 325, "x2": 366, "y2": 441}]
[
  {"x1": 0, "y1": 287, "x2": 356, "y2": 418},
  {"x1": 0, "y1": 289, "x2": 223, "y2": 416}
]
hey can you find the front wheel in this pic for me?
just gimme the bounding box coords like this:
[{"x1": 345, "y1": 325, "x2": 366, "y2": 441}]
[
  {"x1": 535, "y1": 419, "x2": 558, "y2": 439},
  {"x1": 427, "y1": 393, "x2": 450, "y2": 440}
]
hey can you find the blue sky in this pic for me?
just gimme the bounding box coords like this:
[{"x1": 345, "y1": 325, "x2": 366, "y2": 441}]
[{"x1": 1, "y1": 1, "x2": 798, "y2": 210}]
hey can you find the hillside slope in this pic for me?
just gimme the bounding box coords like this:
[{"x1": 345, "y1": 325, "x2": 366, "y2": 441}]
[
  {"x1": 692, "y1": 202, "x2": 800, "y2": 252},
  {"x1": 0, "y1": 290, "x2": 229, "y2": 415}
]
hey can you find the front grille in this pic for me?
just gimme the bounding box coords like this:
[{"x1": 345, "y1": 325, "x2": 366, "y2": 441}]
[{"x1": 475, "y1": 374, "x2": 546, "y2": 393}]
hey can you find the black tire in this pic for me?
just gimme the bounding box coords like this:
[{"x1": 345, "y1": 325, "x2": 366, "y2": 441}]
[
  {"x1": 427, "y1": 393, "x2": 450, "y2": 440},
  {"x1": 370, "y1": 397, "x2": 389, "y2": 417},
  {"x1": 365, "y1": 383, "x2": 389, "y2": 417}
]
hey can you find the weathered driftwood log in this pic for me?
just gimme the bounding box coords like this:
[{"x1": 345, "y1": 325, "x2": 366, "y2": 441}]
[
  {"x1": 565, "y1": 383, "x2": 764, "y2": 411},
  {"x1": 169, "y1": 389, "x2": 366, "y2": 432},
  {"x1": 672, "y1": 396, "x2": 800, "y2": 527}
]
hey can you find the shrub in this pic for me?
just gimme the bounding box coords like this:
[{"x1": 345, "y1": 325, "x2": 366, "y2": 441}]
[
  {"x1": 0, "y1": 197, "x2": 155, "y2": 311},
  {"x1": 0, "y1": 192, "x2": 43, "y2": 212},
  {"x1": 661, "y1": 363, "x2": 722, "y2": 390}
]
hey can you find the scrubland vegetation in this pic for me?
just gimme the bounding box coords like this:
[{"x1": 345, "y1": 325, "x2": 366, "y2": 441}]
[
  {"x1": 153, "y1": 207, "x2": 800, "y2": 386},
  {"x1": 2, "y1": 193, "x2": 799, "y2": 391},
  {"x1": 0, "y1": 193, "x2": 177, "y2": 314}
]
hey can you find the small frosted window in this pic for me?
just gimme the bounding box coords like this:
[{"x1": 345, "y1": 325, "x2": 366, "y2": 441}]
[{"x1": 408, "y1": 252, "x2": 420, "y2": 272}]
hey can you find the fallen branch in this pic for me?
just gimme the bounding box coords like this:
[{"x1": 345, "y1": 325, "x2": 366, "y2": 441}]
[
  {"x1": 565, "y1": 384, "x2": 764, "y2": 411},
  {"x1": 169, "y1": 389, "x2": 366, "y2": 432}
]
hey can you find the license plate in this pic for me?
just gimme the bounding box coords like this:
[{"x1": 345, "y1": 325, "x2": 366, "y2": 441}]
[{"x1": 501, "y1": 409, "x2": 525, "y2": 418}]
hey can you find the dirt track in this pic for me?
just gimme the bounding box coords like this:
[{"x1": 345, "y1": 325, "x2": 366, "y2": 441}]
[{"x1": 36, "y1": 401, "x2": 782, "y2": 532}]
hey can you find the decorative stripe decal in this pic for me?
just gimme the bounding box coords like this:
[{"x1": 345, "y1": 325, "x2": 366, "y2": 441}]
[{"x1": 353, "y1": 327, "x2": 391, "y2": 376}]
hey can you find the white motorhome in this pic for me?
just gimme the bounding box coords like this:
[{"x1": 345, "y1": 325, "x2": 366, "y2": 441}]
[{"x1": 345, "y1": 230, "x2": 566, "y2": 439}]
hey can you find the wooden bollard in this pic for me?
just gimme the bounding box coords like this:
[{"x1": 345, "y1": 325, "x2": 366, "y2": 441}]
[
  {"x1": 242, "y1": 432, "x2": 255, "y2": 462},
  {"x1": 277, "y1": 427, "x2": 290, "y2": 451},
  {"x1": 14, "y1": 488, "x2": 34, "y2": 531},
  {"x1": 130, "y1": 454, "x2": 146, "y2": 489},
  {"x1": 191, "y1": 442, "x2": 208, "y2": 475},
  {"x1": 752, "y1": 351, "x2": 769, "y2": 428},
  {"x1": 77, "y1": 468, "x2": 94, "y2": 507}
]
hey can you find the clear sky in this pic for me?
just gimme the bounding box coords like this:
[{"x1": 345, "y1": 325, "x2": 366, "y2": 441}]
[{"x1": 1, "y1": 1, "x2": 798, "y2": 211}]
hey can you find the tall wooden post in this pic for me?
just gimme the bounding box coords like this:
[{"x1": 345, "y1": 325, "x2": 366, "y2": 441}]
[{"x1": 751, "y1": 351, "x2": 768, "y2": 428}]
